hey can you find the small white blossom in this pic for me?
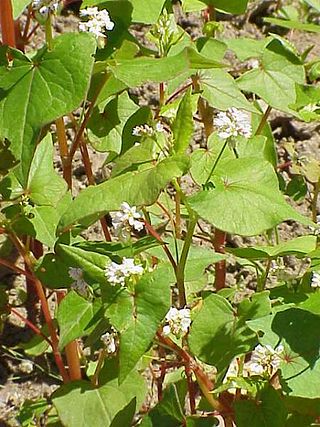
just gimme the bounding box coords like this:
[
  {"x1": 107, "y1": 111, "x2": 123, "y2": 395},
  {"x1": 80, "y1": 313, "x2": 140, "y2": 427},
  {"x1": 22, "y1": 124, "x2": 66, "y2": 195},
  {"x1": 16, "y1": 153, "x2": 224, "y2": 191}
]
[
  {"x1": 111, "y1": 202, "x2": 144, "y2": 239},
  {"x1": 105, "y1": 258, "x2": 144, "y2": 286},
  {"x1": 132, "y1": 124, "x2": 154, "y2": 137},
  {"x1": 163, "y1": 307, "x2": 191, "y2": 337},
  {"x1": 311, "y1": 272, "x2": 320, "y2": 288},
  {"x1": 68, "y1": 267, "x2": 83, "y2": 281},
  {"x1": 213, "y1": 108, "x2": 252, "y2": 140},
  {"x1": 101, "y1": 328, "x2": 118, "y2": 354},
  {"x1": 32, "y1": 0, "x2": 60, "y2": 14},
  {"x1": 79, "y1": 7, "x2": 114, "y2": 39},
  {"x1": 247, "y1": 58, "x2": 260, "y2": 69},
  {"x1": 155, "y1": 122, "x2": 165, "y2": 133},
  {"x1": 246, "y1": 344, "x2": 284, "y2": 376},
  {"x1": 20, "y1": 360, "x2": 34, "y2": 374},
  {"x1": 68, "y1": 267, "x2": 89, "y2": 297}
]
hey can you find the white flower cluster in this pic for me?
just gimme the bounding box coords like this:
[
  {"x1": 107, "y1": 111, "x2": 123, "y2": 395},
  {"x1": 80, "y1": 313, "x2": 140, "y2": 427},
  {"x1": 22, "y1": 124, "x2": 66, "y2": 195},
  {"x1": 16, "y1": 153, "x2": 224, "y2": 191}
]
[
  {"x1": 132, "y1": 122, "x2": 164, "y2": 137},
  {"x1": 79, "y1": 7, "x2": 114, "y2": 39},
  {"x1": 213, "y1": 108, "x2": 252, "y2": 140},
  {"x1": 246, "y1": 344, "x2": 284, "y2": 376},
  {"x1": 311, "y1": 272, "x2": 320, "y2": 288},
  {"x1": 32, "y1": 0, "x2": 61, "y2": 19},
  {"x1": 163, "y1": 307, "x2": 191, "y2": 337},
  {"x1": 68, "y1": 267, "x2": 89, "y2": 297},
  {"x1": 101, "y1": 327, "x2": 118, "y2": 354},
  {"x1": 111, "y1": 202, "x2": 144, "y2": 239},
  {"x1": 105, "y1": 258, "x2": 144, "y2": 287}
]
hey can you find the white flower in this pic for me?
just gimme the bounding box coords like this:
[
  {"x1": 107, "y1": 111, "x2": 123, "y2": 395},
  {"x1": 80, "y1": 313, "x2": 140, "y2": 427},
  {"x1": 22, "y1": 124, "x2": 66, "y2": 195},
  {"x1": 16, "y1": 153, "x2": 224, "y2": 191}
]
[
  {"x1": 79, "y1": 7, "x2": 114, "y2": 39},
  {"x1": 71, "y1": 279, "x2": 89, "y2": 297},
  {"x1": 105, "y1": 258, "x2": 144, "y2": 286},
  {"x1": 68, "y1": 267, "x2": 89, "y2": 297},
  {"x1": 68, "y1": 267, "x2": 83, "y2": 281},
  {"x1": 163, "y1": 307, "x2": 191, "y2": 337},
  {"x1": 311, "y1": 272, "x2": 320, "y2": 288},
  {"x1": 155, "y1": 122, "x2": 165, "y2": 133},
  {"x1": 111, "y1": 202, "x2": 144, "y2": 239},
  {"x1": 132, "y1": 124, "x2": 154, "y2": 137},
  {"x1": 101, "y1": 327, "x2": 118, "y2": 354},
  {"x1": 32, "y1": 0, "x2": 60, "y2": 13},
  {"x1": 20, "y1": 360, "x2": 34, "y2": 374},
  {"x1": 246, "y1": 344, "x2": 284, "y2": 376},
  {"x1": 79, "y1": 7, "x2": 99, "y2": 17},
  {"x1": 213, "y1": 108, "x2": 252, "y2": 140}
]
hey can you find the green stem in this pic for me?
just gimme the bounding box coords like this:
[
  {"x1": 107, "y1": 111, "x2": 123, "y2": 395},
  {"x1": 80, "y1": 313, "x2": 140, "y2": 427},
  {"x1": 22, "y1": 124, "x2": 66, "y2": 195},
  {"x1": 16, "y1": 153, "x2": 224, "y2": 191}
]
[
  {"x1": 205, "y1": 139, "x2": 228, "y2": 185},
  {"x1": 45, "y1": 13, "x2": 53, "y2": 51},
  {"x1": 257, "y1": 258, "x2": 272, "y2": 292},
  {"x1": 176, "y1": 214, "x2": 197, "y2": 308}
]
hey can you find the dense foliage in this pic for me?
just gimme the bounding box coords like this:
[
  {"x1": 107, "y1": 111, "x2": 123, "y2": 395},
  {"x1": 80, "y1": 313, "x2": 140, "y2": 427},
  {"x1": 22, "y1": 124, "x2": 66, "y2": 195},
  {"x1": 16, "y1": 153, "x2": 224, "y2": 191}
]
[{"x1": 1, "y1": 0, "x2": 320, "y2": 425}]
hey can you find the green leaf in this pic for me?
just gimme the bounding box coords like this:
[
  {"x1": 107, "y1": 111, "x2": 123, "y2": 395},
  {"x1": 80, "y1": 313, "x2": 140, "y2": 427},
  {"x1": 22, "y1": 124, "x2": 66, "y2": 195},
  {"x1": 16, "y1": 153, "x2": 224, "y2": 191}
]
[
  {"x1": 82, "y1": 0, "x2": 166, "y2": 23},
  {"x1": 56, "y1": 243, "x2": 108, "y2": 283},
  {"x1": 20, "y1": 325, "x2": 50, "y2": 356},
  {"x1": 273, "y1": 308, "x2": 320, "y2": 399},
  {"x1": 99, "y1": 358, "x2": 147, "y2": 410},
  {"x1": 264, "y1": 17, "x2": 320, "y2": 33},
  {"x1": 173, "y1": 89, "x2": 193, "y2": 154},
  {"x1": 188, "y1": 293, "x2": 265, "y2": 371},
  {"x1": 119, "y1": 266, "x2": 171, "y2": 382},
  {"x1": 140, "y1": 380, "x2": 187, "y2": 427},
  {"x1": 22, "y1": 192, "x2": 71, "y2": 248},
  {"x1": 58, "y1": 155, "x2": 189, "y2": 230},
  {"x1": 12, "y1": 0, "x2": 31, "y2": 18},
  {"x1": 188, "y1": 157, "x2": 312, "y2": 236},
  {"x1": 25, "y1": 134, "x2": 67, "y2": 206},
  {"x1": 237, "y1": 39, "x2": 305, "y2": 113},
  {"x1": 0, "y1": 33, "x2": 96, "y2": 183},
  {"x1": 57, "y1": 291, "x2": 96, "y2": 349},
  {"x1": 304, "y1": 0, "x2": 320, "y2": 11},
  {"x1": 109, "y1": 47, "x2": 222, "y2": 87},
  {"x1": 227, "y1": 236, "x2": 317, "y2": 260},
  {"x1": 235, "y1": 386, "x2": 288, "y2": 427},
  {"x1": 53, "y1": 381, "x2": 134, "y2": 427},
  {"x1": 200, "y1": 69, "x2": 258, "y2": 113},
  {"x1": 224, "y1": 37, "x2": 267, "y2": 61},
  {"x1": 88, "y1": 91, "x2": 150, "y2": 154}
]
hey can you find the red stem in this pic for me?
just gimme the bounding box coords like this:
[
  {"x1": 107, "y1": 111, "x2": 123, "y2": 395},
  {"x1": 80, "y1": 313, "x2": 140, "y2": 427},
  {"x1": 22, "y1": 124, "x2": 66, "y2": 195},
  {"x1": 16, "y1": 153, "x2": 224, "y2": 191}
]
[
  {"x1": 214, "y1": 229, "x2": 226, "y2": 291},
  {"x1": 56, "y1": 291, "x2": 82, "y2": 381},
  {"x1": 9, "y1": 306, "x2": 52, "y2": 347},
  {"x1": 185, "y1": 364, "x2": 196, "y2": 414},
  {"x1": 0, "y1": 257, "x2": 34, "y2": 281},
  {"x1": 9, "y1": 234, "x2": 69, "y2": 383},
  {"x1": 144, "y1": 220, "x2": 177, "y2": 272},
  {"x1": 0, "y1": 0, "x2": 16, "y2": 48}
]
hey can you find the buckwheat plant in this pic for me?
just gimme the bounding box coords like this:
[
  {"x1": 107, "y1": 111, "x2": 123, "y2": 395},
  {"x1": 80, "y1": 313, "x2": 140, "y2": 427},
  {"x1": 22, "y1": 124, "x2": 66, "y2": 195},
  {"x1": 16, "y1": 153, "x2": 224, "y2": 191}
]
[{"x1": 1, "y1": 0, "x2": 320, "y2": 425}]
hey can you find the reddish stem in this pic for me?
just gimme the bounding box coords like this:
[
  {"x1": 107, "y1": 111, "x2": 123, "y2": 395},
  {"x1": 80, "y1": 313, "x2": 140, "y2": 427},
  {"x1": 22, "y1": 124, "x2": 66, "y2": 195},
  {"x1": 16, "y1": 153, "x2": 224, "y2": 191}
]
[
  {"x1": 165, "y1": 82, "x2": 192, "y2": 105},
  {"x1": 144, "y1": 220, "x2": 177, "y2": 272},
  {"x1": 56, "y1": 291, "x2": 82, "y2": 381},
  {"x1": 0, "y1": 0, "x2": 16, "y2": 48},
  {"x1": 9, "y1": 306, "x2": 52, "y2": 347},
  {"x1": 9, "y1": 234, "x2": 69, "y2": 383},
  {"x1": 214, "y1": 229, "x2": 226, "y2": 291},
  {"x1": 185, "y1": 364, "x2": 196, "y2": 414},
  {"x1": 0, "y1": 257, "x2": 34, "y2": 280}
]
